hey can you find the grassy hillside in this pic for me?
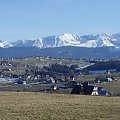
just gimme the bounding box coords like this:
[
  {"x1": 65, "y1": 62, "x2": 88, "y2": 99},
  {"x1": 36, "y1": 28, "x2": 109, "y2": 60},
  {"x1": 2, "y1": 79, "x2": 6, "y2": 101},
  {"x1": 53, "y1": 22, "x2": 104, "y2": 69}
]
[{"x1": 0, "y1": 92, "x2": 120, "y2": 120}]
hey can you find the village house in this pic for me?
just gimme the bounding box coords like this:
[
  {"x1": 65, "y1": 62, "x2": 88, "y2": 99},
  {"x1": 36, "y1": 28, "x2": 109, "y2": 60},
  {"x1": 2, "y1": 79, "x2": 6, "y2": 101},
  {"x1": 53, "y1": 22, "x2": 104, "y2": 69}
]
[
  {"x1": 94, "y1": 77, "x2": 113, "y2": 83},
  {"x1": 71, "y1": 82, "x2": 110, "y2": 96}
]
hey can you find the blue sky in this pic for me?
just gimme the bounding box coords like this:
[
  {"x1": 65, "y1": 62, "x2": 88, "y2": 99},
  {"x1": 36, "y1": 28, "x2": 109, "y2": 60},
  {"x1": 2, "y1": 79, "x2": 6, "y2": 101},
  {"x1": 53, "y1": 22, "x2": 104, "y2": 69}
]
[{"x1": 0, "y1": 0, "x2": 120, "y2": 41}]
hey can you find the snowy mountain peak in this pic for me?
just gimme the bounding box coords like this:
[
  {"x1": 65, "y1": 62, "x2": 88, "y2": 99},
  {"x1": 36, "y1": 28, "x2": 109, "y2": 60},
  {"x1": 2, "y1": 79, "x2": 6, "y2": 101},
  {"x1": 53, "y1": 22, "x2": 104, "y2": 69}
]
[
  {"x1": 33, "y1": 39, "x2": 43, "y2": 48},
  {"x1": 12, "y1": 39, "x2": 35, "y2": 47},
  {"x1": 98, "y1": 33, "x2": 112, "y2": 40},
  {"x1": 59, "y1": 33, "x2": 80, "y2": 40},
  {"x1": 58, "y1": 33, "x2": 81, "y2": 42},
  {"x1": 56, "y1": 33, "x2": 81, "y2": 47},
  {"x1": 0, "y1": 40, "x2": 13, "y2": 48},
  {"x1": 1, "y1": 33, "x2": 120, "y2": 48}
]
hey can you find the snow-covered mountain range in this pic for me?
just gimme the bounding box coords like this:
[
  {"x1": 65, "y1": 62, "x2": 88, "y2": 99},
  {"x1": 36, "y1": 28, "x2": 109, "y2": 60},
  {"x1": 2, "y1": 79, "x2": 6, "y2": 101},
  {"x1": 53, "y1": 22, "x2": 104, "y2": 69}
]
[{"x1": 1, "y1": 33, "x2": 120, "y2": 48}]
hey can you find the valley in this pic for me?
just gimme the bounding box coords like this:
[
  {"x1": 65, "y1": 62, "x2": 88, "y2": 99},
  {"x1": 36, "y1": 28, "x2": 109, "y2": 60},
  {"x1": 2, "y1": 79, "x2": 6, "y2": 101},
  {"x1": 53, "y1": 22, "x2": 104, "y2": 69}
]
[{"x1": 0, "y1": 56, "x2": 120, "y2": 96}]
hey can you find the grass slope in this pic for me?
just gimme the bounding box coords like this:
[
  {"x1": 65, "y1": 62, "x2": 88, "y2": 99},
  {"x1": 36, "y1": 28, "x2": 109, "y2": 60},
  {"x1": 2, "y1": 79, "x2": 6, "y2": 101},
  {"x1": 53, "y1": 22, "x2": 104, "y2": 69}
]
[{"x1": 0, "y1": 92, "x2": 120, "y2": 120}]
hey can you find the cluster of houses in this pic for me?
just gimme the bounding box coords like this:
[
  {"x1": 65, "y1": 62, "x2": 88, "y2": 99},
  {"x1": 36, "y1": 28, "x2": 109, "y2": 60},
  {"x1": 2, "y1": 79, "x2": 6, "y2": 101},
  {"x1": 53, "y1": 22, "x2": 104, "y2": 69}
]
[
  {"x1": 0, "y1": 57, "x2": 118, "y2": 96},
  {"x1": 52, "y1": 71, "x2": 116, "y2": 96},
  {"x1": 0, "y1": 66, "x2": 116, "y2": 96},
  {"x1": 52, "y1": 79, "x2": 110, "y2": 96},
  {"x1": 71, "y1": 82, "x2": 110, "y2": 96},
  {"x1": 95, "y1": 77, "x2": 113, "y2": 83}
]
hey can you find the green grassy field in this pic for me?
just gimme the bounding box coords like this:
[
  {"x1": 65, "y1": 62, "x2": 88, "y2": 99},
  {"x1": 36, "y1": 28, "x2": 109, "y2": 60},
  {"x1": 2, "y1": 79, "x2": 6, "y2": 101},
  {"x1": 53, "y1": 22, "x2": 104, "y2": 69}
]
[{"x1": 0, "y1": 92, "x2": 120, "y2": 120}]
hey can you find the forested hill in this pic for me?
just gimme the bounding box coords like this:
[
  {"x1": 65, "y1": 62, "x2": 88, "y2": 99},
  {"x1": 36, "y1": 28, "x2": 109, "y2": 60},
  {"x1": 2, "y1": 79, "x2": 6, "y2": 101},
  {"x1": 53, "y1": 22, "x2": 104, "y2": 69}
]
[
  {"x1": 85, "y1": 61, "x2": 120, "y2": 71},
  {"x1": 0, "y1": 46, "x2": 119, "y2": 59}
]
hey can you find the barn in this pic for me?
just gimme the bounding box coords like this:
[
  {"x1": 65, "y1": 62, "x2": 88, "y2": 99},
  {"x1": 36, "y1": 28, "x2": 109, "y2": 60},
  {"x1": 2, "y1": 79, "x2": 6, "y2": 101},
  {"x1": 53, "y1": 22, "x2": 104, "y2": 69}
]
[{"x1": 71, "y1": 82, "x2": 110, "y2": 96}]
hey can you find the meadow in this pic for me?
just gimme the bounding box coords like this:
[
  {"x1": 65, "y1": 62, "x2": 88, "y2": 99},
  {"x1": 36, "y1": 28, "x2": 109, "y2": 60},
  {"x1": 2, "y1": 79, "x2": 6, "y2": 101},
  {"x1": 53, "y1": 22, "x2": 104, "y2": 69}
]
[{"x1": 0, "y1": 92, "x2": 120, "y2": 120}]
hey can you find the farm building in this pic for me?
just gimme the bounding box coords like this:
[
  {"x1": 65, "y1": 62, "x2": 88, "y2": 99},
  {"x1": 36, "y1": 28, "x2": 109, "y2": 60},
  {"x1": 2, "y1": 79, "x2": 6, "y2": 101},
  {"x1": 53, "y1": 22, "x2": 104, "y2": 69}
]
[
  {"x1": 94, "y1": 77, "x2": 113, "y2": 83},
  {"x1": 71, "y1": 82, "x2": 109, "y2": 96}
]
